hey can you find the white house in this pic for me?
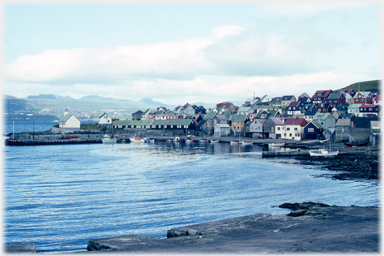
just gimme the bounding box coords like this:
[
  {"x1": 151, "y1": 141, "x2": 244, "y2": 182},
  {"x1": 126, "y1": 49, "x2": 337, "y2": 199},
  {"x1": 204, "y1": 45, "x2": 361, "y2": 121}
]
[
  {"x1": 59, "y1": 110, "x2": 80, "y2": 129},
  {"x1": 99, "y1": 112, "x2": 113, "y2": 125}
]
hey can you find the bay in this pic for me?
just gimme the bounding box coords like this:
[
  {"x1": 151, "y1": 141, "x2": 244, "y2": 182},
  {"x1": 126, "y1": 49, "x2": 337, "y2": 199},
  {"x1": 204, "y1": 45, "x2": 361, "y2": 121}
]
[{"x1": 3, "y1": 122, "x2": 380, "y2": 253}]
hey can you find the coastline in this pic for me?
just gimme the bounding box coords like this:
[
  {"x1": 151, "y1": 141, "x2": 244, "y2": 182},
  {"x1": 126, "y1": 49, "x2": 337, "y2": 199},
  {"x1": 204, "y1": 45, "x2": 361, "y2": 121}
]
[{"x1": 4, "y1": 137, "x2": 380, "y2": 254}]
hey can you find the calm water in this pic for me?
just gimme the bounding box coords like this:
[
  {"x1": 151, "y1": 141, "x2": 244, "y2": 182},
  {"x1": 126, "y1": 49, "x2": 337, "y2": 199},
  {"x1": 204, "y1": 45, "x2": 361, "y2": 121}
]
[{"x1": 3, "y1": 122, "x2": 380, "y2": 253}]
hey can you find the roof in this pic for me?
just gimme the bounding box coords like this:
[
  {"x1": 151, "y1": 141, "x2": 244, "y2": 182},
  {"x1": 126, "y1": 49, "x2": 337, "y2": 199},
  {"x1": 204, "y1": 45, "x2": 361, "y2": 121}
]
[
  {"x1": 284, "y1": 118, "x2": 306, "y2": 125},
  {"x1": 335, "y1": 119, "x2": 351, "y2": 126},
  {"x1": 311, "y1": 121, "x2": 323, "y2": 129},
  {"x1": 312, "y1": 90, "x2": 332, "y2": 98},
  {"x1": 230, "y1": 114, "x2": 248, "y2": 122},
  {"x1": 360, "y1": 105, "x2": 379, "y2": 108},
  {"x1": 327, "y1": 92, "x2": 343, "y2": 100},
  {"x1": 269, "y1": 117, "x2": 284, "y2": 125},
  {"x1": 60, "y1": 114, "x2": 78, "y2": 122},
  {"x1": 374, "y1": 94, "x2": 380, "y2": 101},
  {"x1": 281, "y1": 95, "x2": 295, "y2": 100},
  {"x1": 216, "y1": 102, "x2": 233, "y2": 108},
  {"x1": 204, "y1": 112, "x2": 216, "y2": 120},
  {"x1": 287, "y1": 101, "x2": 301, "y2": 108},
  {"x1": 196, "y1": 119, "x2": 207, "y2": 128},
  {"x1": 237, "y1": 106, "x2": 253, "y2": 112},
  {"x1": 351, "y1": 116, "x2": 379, "y2": 128},
  {"x1": 304, "y1": 110, "x2": 318, "y2": 116}
]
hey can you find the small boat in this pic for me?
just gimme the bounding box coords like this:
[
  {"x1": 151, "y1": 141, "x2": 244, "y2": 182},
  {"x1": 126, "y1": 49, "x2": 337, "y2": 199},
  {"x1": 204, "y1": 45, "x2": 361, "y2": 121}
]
[
  {"x1": 174, "y1": 137, "x2": 181, "y2": 142},
  {"x1": 143, "y1": 138, "x2": 155, "y2": 143},
  {"x1": 230, "y1": 140, "x2": 240, "y2": 145},
  {"x1": 344, "y1": 141, "x2": 369, "y2": 148},
  {"x1": 241, "y1": 141, "x2": 253, "y2": 146},
  {"x1": 210, "y1": 140, "x2": 219, "y2": 143},
  {"x1": 309, "y1": 148, "x2": 339, "y2": 156},
  {"x1": 269, "y1": 142, "x2": 285, "y2": 147},
  {"x1": 185, "y1": 137, "x2": 193, "y2": 143},
  {"x1": 310, "y1": 140, "x2": 338, "y2": 156},
  {"x1": 102, "y1": 134, "x2": 117, "y2": 144},
  {"x1": 130, "y1": 136, "x2": 145, "y2": 143},
  {"x1": 199, "y1": 138, "x2": 208, "y2": 143}
]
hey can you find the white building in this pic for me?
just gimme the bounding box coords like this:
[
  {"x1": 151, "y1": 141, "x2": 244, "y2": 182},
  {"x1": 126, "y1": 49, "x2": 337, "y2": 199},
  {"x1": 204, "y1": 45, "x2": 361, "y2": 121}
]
[
  {"x1": 59, "y1": 109, "x2": 80, "y2": 129},
  {"x1": 99, "y1": 112, "x2": 113, "y2": 125}
]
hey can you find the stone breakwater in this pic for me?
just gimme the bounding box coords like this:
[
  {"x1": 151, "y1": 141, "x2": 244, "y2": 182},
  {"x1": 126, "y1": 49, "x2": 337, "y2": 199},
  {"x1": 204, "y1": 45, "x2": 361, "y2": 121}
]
[{"x1": 86, "y1": 202, "x2": 379, "y2": 254}]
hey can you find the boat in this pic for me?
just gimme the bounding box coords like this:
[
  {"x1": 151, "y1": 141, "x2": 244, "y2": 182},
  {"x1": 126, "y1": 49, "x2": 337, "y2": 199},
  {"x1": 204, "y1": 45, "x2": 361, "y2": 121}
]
[
  {"x1": 230, "y1": 140, "x2": 240, "y2": 145},
  {"x1": 130, "y1": 136, "x2": 145, "y2": 143},
  {"x1": 143, "y1": 138, "x2": 155, "y2": 143},
  {"x1": 174, "y1": 137, "x2": 181, "y2": 142},
  {"x1": 309, "y1": 148, "x2": 339, "y2": 156},
  {"x1": 310, "y1": 140, "x2": 338, "y2": 156},
  {"x1": 102, "y1": 134, "x2": 117, "y2": 144},
  {"x1": 185, "y1": 137, "x2": 193, "y2": 143},
  {"x1": 269, "y1": 142, "x2": 285, "y2": 147},
  {"x1": 344, "y1": 141, "x2": 369, "y2": 148},
  {"x1": 210, "y1": 140, "x2": 219, "y2": 143},
  {"x1": 241, "y1": 141, "x2": 253, "y2": 146},
  {"x1": 199, "y1": 138, "x2": 208, "y2": 143}
]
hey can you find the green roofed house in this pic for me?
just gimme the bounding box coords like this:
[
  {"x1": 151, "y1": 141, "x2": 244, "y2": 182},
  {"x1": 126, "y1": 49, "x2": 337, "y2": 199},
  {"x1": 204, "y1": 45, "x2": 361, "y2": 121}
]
[{"x1": 230, "y1": 114, "x2": 249, "y2": 136}]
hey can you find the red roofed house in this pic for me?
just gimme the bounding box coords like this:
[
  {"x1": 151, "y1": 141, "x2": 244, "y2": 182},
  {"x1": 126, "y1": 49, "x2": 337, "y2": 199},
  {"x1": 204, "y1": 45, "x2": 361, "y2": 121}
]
[
  {"x1": 216, "y1": 102, "x2": 236, "y2": 113},
  {"x1": 359, "y1": 105, "x2": 380, "y2": 117},
  {"x1": 312, "y1": 90, "x2": 333, "y2": 105},
  {"x1": 280, "y1": 117, "x2": 308, "y2": 140}
]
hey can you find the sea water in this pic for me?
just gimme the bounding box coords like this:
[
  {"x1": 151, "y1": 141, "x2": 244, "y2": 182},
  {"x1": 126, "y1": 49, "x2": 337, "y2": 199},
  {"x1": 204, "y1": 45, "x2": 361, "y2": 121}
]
[{"x1": 3, "y1": 121, "x2": 380, "y2": 253}]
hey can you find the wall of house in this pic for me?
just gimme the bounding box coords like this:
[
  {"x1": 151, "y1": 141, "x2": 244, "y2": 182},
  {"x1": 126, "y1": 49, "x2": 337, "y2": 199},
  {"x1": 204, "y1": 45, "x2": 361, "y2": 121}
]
[
  {"x1": 335, "y1": 126, "x2": 351, "y2": 142},
  {"x1": 60, "y1": 116, "x2": 80, "y2": 129},
  {"x1": 350, "y1": 128, "x2": 370, "y2": 142}
]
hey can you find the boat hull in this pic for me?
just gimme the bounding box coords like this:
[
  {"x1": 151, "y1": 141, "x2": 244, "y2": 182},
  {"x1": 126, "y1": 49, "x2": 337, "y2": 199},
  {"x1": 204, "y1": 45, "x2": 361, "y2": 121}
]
[{"x1": 309, "y1": 149, "x2": 339, "y2": 156}]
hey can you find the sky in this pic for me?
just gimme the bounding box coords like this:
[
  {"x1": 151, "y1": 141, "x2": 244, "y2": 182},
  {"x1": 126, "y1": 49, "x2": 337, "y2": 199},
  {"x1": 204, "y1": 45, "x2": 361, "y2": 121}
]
[{"x1": 3, "y1": 1, "x2": 381, "y2": 106}]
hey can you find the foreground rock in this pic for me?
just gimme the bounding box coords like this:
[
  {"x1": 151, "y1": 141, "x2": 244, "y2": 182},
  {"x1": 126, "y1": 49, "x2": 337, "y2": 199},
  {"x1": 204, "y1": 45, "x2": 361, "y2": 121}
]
[
  {"x1": 87, "y1": 202, "x2": 379, "y2": 253},
  {"x1": 5, "y1": 243, "x2": 36, "y2": 253}
]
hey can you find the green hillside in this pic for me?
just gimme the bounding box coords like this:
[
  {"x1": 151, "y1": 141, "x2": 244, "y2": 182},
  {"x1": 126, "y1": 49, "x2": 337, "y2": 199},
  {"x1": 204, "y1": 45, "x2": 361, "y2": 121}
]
[{"x1": 340, "y1": 80, "x2": 380, "y2": 92}]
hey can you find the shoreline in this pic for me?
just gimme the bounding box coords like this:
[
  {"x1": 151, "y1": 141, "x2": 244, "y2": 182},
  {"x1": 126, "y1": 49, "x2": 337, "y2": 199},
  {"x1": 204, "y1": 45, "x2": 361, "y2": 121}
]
[{"x1": 86, "y1": 202, "x2": 379, "y2": 253}]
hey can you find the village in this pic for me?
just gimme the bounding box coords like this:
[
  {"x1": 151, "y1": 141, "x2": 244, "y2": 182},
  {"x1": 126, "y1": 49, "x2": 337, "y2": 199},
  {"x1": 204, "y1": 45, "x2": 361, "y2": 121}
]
[{"x1": 55, "y1": 88, "x2": 381, "y2": 146}]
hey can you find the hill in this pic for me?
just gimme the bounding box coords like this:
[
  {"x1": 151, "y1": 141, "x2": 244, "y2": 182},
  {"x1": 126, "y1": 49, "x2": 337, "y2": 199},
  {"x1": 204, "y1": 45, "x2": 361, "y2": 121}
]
[{"x1": 340, "y1": 80, "x2": 380, "y2": 92}]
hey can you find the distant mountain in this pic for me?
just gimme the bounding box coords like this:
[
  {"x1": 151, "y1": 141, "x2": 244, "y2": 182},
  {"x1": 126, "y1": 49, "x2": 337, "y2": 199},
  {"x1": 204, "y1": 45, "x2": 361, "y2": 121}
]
[{"x1": 27, "y1": 94, "x2": 56, "y2": 99}]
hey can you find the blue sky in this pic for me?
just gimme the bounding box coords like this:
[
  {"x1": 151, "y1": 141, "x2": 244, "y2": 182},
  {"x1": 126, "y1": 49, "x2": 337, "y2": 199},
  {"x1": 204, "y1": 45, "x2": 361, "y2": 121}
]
[{"x1": 4, "y1": 2, "x2": 381, "y2": 105}]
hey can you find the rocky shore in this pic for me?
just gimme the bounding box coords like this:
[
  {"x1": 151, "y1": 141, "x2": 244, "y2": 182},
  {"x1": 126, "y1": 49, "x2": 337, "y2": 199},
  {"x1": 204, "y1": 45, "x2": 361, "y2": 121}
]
[{"x1": 85, "y1": 202, "x2": 379, "y2": 254}]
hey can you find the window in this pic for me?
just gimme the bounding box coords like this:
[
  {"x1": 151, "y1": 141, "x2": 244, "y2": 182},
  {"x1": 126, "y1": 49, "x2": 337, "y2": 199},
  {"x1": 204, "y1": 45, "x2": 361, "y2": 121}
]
[
  {"x1": 294, "y1": 128, "x2": 298, "y2": 130},
  {"x1": 287, "y1": 128, "x2": 290, "y2": 131},
  {"x1": 308, "y1": 128, "x2": 314, "y2": 132}
]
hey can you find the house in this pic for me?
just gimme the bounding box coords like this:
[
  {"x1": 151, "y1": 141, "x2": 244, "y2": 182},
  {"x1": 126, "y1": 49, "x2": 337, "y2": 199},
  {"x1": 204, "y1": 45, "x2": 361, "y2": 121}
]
[
  {"x1": 237, "y1": 106, "x2": 254, "y2": 115},
  {"x1": 313, "y1": 112, "x2": 336, "y2": 130},
  {"x1": 264, "y1": 117, "x2": 284, "y2": 139},
  {"x1": 203, "y1": 111, "x2": 217, "y2": 135},
  {"x1": 249, "y1": 119, "x2": 266, "y2": 138},
  {"x1": 304, "y1": 121, "x2": 323, "y2": 140},
  {"x1": 195, "y1": 120, "x2": 209, "y2": 136},
  {"x1": 335, "y1": 119, "x2": 351, "y2": 142},
  {"x1": 59, "y1": 108, "x2": 80, "y2": 129},
  {"x1": 230, "y1": 114, "x2": 249, "y2": 136},
  {"x1": 59, "y1": 114, "x2": 81, "y2": 129},
  {"x1": 323, "y1": 128, "x2": 335, "y2": 141},
  {"x1": 349, "y1": 116, "x2": 379, "y2": 142},
  {"x1": 216, "y1": 102, "x2": 236, "y2": 113},
  {"x1": 279, "y1": 118, "x2": 308, "y2": 140},
  {"x1": 370, "y1": 120, "x2": 381, "y2": 146},
  {"x1": 150, "y1": 119, "x2": 196, "y2": 133},
  {"x1": 261, "y1": 95, "x2": 272, "y2": 103},
  {"x1": 324, "y1": 93, "x2": 346, "y2": 107},
  {"x1": 281, "y1": 95, "x2": 297, "y2": 108},
  {"x1": 373, "y1": 94, "x2": 380, "y2": 105},
  {"x1": 359, "y1": 105, "x2": 380, "y2": 117},
  {"x1": 98, "y1": 112, "x2": 113, "y2": 125},
  {"x1": 347, "y1": 104, "x2": 361, "y2": 116},
  {"x1": 337, "y1": 89, "x2": 356, "y2": 98},
  {"x1": 312, "y1": 90, "x2": 332, "y2": 105},
  {"x1": 177, "y1": 103, "x2": 196, "y2": 116},
  {"x1": 132, "y1": 110, "x2": 144, "y2": 120},
  {"x1": 213, "y1": 114, "x2": 231, "y2": 137},
  {"x1": 286, "y1": 101, "x2": 304, "y2": 116},
  {"x1": 302, "y1": 110, "x2": 318, "y2": 122},
  {"x1": 255, "y1": 109, "x2": 282, "y2": 119},
  {"x1": 298, "y1": 93, "x2": 311, "y2": 102},
  {"x1": 353, "y1": 91, "x2": 373, "y2": 105},
  {"x1": 270, "y1": 97, "x2": 282, "y2": 107},
  {"x1": 318, "y1": 102, "x2": 333, "y2": 113}
]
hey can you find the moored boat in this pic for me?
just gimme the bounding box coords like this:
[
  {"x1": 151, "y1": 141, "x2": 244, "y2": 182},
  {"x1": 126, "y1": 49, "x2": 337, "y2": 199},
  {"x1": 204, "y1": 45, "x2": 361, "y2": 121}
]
[
  {"x1": 344, "y1": 141, "x2": 369, "y2": 148},
  {"x1": 309, "y1": 148, "x2": 339, "y2": 156},
  {"x1": 269, "y1": 142, "x2": 285, "y2": 147},
  {"x1": 210, "y1": 140, "x2": 219, "y2": 143},
  {"x1": 241, "y1": 141, "x2": 253, "y2": 146},
  {"x1": 102, "y1": 134, "x2": 117, "y2": 144}
]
